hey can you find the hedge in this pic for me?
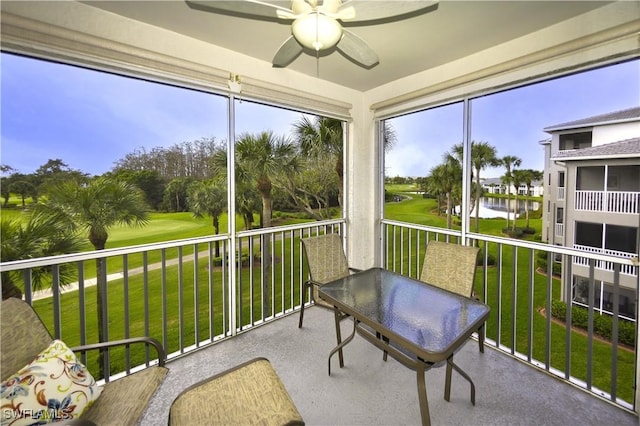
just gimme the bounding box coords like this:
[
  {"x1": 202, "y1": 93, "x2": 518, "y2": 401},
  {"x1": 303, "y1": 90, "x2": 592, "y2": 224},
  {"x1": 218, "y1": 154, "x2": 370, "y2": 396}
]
[{"x1": 550, "y1": 299, "x2": 635, "y2": 347}]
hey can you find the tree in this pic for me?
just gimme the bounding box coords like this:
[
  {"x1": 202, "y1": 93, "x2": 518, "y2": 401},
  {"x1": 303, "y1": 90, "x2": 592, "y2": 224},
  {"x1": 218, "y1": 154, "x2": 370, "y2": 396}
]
[
  {"x1": 163, "y1": 177, "x2": 194, "y2": 212},
  {"x1": 187, "y1": 180, "x2": 227, "y2": 257},
  {"x1": 511, "y1": 169, "x2": 527, "y2": 231},
  {"x1": 109, "y1": 169, "x2": 166, "y2": 210},
  {"x1": 8, "y1": 178, "x2": 36, "y2": 208},
  {"x1": 293, "y1": 116, "x2": 344, "y2": 207},
  {"x1": 235, "y1": 132, "x2": 298, "y2": 229},
  {"x1": 500, "y1": 155, "x2": 522, "y2": 230},
  {"x1": 0, "y1": 165, "x2": 16, "y2": 207},
  {"x1": 235, "y1": 131, "x2": 298, "y2": 316},
  {"x1": 278, "y1": 152, "x2": 340, "y2": 220},
  {"x1": 34, "y1": 159, "x2": 89, "y2": 199},
  {"x1": 453, "y1": 141, "x2": 500, "y2": 233},
  {"x1": 293, "y1": 116, "x2": 397, "y2": 210},
  {"x1": 521, "y1": 169, "x2": 544, "y2": 229},
  {"x1": 428, "y1": 154, "x2": 462, "y2": 229},
  {"x1": 1, "y1": 210, "x2": 85, "y2": 300},
  {"x1": 37, "y1": 177, "x2": 149, "y2": 377}
]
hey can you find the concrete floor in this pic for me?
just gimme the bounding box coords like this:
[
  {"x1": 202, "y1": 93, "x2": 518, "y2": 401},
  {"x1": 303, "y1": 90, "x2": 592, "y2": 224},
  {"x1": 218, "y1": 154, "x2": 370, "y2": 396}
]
[{"x1": 141, "y1": 307, "x2": 637, "y2": 426}]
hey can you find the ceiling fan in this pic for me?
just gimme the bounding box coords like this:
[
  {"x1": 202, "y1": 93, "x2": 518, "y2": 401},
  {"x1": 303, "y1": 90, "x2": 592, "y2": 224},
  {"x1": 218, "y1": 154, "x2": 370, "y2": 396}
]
[{"x1": 186, "y1": 0, "x2": 439, "y2": 68}]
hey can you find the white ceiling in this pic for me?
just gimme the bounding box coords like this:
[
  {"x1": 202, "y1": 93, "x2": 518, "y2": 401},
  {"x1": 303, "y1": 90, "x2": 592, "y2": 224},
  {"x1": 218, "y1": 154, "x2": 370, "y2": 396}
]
[{"x1": 82, "y1": 1, "x2": 611, "y2": 92}]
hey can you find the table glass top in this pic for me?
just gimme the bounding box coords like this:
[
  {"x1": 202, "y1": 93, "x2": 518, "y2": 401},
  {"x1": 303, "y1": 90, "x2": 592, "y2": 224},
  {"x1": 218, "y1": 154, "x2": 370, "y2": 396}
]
[{"x1": 319, "y1": 268, "x2": 490, "y2": 357}]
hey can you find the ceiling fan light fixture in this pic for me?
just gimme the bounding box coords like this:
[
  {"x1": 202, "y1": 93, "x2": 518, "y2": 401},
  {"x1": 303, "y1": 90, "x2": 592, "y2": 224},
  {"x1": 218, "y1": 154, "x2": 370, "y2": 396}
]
[{"x1": 292, "y1": 13, "x2": 343, "y2": 51}]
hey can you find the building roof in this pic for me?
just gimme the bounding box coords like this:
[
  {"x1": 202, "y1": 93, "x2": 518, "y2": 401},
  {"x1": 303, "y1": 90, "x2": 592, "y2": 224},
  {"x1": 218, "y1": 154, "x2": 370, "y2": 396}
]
[
  {"x1": 481, "y1": 177, "x2": 543, "y2": 186},
  {"x1": 544, "y1": 106, "x2": 640, "y2": 132},
  {"x1": 551, "y1": 137, "x2": 640, "y2": 161}
]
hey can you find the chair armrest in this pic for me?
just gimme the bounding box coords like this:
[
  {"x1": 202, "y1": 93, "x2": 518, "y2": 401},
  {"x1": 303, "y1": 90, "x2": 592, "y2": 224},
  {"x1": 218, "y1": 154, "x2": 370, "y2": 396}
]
[{"x1": 71, "y1": 337, "x2": 166, "y2": 367}]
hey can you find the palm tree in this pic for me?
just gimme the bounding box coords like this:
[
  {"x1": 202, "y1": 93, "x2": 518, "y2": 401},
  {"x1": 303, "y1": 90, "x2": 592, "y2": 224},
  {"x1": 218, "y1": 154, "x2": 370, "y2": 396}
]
[
  {"x1": 521, "y1": 169, "x2": 544, "y2": 229},
  {"x1": 500, "y1": 155, "x2": 522, "y2": 230},
  {"x1": 235, "y1": 131, "x2": 298, "y2": 316},
  {"x1": 428, "y1": 154, "x2": 462, "y2": 229},
  {"x1": 293, "y1": 116, "x2": 397, "y2": 209},
  {"x1": 187, "y1": 180, "x2": 227, "y2": 257},
  {"x1": 37, "y1": 177, "x2": 149, "y2": 377},
  {"x1": 235, "y1": 131, "x2": 298, "y2": 229},
  {"x1": 293, "y1": 116, "x2": 344, "y2": 207},
  {"x1": 453, "y1": 141, "x2": 500, "y2": 233},
  {"x1": 511, "y1": 169, "x2": 527, "y2": 231},
  {"x1": 1, "y1": 210, "x2": 84, "y2": 300}
]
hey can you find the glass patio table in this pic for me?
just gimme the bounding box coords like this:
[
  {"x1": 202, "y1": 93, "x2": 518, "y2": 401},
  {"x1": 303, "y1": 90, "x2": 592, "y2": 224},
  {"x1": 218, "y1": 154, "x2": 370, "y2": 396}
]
[{"x1": 318, "y1": 267, "x2": 490, "y2": 426}]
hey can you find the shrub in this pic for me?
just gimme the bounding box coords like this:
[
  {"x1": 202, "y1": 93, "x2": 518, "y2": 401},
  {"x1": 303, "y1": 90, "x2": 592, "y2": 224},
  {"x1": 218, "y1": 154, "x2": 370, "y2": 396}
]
[
  {"x1": 503, "y1": 228, "x2": 523, "y2": 238},
  {"x1": 549, "y1": 299, "x2": 636, "y2": 347},
  {"x1": 536, "y1": 251, "x2": 561, "y2": 276},
  {"x1": 476, "y1": 249, "x2": 496, "y2": 266}
]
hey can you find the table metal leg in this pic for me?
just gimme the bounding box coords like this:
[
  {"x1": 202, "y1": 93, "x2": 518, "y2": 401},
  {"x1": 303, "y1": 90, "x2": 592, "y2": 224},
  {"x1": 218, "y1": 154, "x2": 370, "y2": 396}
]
[
  {"x1": 444, "y1": 355, "x2": 476, "y2": 406},
  {"x1": 328, "y1": 314, "x2": 357, "y2": 376},
  {"x1": 416, "y1": 362, "x2": 431, "y2": 426}
]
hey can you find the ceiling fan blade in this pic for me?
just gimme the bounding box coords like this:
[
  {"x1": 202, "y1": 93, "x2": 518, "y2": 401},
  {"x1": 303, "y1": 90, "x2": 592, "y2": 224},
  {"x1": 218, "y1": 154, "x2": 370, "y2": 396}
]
[
  {"x1": 186, "y1": 0, "x2": 293, "y2": 21},
  {"x1": 336, "y1": 29, "x2": 379, "y2": 67},
  {"x1": 340, "y1": 0, "x2": 439, "y2": 25},
  {"x1": 272, "y1": 36, "x2": 304, "y2": 67},
  {"x1": 291, "y1": 0, "x2": 313, "y2": 15}
]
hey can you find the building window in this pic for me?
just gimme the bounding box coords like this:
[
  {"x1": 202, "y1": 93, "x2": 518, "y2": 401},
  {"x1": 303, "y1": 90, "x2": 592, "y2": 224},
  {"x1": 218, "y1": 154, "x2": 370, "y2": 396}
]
[
  {"x1": 572, "y1": 276, "x2": 637, "y2": 321},
  {"x1": 554, "y1": 207, "x2": 564, "y2": 237},
  {"x1": 575, "y1": 221, "x2": 602, "y2": 248},
  {"x1": 557, "y1": 171, "x2": 565, "y2": 200},
  {"x1": 559, "y1": 131, "x2": 592, "y2": 150},
  {"x1": 605, "y1": 224, "x2": 637, "y2": 254}
]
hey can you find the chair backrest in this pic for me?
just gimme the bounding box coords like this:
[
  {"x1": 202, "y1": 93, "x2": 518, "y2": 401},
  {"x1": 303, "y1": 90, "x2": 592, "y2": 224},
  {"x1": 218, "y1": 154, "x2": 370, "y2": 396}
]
[
  {"x1": 419, "y1": 241, "x2": 480, "y2": 297},
  {"x1": 1, "y1": 297, "x2": 54, "y2": 380},
  {"x1": 301, "y1": 233, "x2": 349, "y2": 285}
]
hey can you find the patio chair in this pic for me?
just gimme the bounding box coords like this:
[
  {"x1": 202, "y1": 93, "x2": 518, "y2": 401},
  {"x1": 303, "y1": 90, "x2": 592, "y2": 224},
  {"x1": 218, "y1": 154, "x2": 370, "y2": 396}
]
[
  {"x1": 298, "y1": 233, "x2": 360, "y2": 328},
  {"x1": 1, "y1": 297, "x2": 168, "y2": 425},
  {"x1": 419, "y1": 240, "x2": 484, "y2": 353}
]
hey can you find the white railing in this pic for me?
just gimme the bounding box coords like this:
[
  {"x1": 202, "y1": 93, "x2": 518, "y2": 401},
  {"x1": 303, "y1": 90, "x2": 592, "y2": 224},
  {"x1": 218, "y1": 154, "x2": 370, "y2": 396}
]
[
  {"x1": 573, "y1": 244, "x2": 638, "y2": 276},
  {"x1": 555, "y1": 223, "x2": 564, "y2": 237},
  {"x1": 575, "y1": 190, "x2": 639, "y2": 214},
  {"x1": 557, "y1": 187, "x2": 565, "y2": 201}
]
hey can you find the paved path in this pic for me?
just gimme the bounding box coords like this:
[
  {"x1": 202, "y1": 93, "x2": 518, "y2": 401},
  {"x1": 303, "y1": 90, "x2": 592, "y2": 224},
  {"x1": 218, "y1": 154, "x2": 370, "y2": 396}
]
[{"x1": 31, "y1": 250, "x2": 206, "y2": 301}]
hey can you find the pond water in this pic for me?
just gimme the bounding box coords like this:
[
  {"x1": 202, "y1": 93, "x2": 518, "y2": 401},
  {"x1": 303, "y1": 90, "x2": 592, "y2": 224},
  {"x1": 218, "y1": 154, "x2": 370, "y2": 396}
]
[{"x1": 457, "y1": 197, "x2": 540, "y2": 219}]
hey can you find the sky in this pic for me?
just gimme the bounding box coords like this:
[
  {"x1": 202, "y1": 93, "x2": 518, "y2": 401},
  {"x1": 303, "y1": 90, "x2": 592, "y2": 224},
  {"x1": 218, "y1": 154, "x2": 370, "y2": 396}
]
[
  {"x1": 385, "y1": 59, "x2": 640, "y2": 178},
  {"x1": 0, "y1": 53, "x2": 304, "y2": 176},
  {"x1": 1, "y1": 53, "x2": 639, "y2": 178}
]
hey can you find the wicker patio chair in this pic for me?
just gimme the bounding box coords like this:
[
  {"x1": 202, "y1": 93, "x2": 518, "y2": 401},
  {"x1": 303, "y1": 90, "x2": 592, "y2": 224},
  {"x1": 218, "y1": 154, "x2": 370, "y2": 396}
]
[
  {"x1": 420, "y1": 240, "x2": 484, "y2": 352},
  {"x1": 299, "y1": 233, "x2": 360, "y2": 328}
]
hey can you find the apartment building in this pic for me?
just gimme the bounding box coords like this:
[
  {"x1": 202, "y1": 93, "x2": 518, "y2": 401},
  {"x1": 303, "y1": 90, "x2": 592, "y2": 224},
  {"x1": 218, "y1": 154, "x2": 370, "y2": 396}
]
[
  {"x1": 541, "y1": 107, "x2": 640, "y2": 321},
  {"x1": 481, "y1": 177, "x2": 544, "y2": 197}
]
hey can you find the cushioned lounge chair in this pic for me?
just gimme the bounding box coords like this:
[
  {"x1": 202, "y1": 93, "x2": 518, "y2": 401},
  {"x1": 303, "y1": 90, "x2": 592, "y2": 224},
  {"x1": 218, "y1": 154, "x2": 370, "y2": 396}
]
[{"x1": 1, "y1": 297, "x2": 168, "y2": 425}]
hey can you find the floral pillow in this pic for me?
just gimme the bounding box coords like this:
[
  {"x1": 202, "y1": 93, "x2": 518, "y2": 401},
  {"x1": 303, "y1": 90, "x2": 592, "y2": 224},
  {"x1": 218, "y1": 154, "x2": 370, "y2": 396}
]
[{"x1": 1, "y1": 340, "x2": 102, "y2": 425}]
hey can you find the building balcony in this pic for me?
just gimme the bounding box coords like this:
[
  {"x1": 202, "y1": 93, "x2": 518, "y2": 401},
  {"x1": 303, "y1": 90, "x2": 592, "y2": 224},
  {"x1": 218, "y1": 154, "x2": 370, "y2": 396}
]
[
  {"x1": 555, "y1": 222, "x2": 564, "y2": 237},
  {"x1": 573, "y1": 244, "x2": 638, "y2": 277},
  {"x1": 575, "y1": 190, "x2": 640, "y2": 214},
  {"x1": 1, "y1": 220, "x2": 638, "y2": 424}
]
